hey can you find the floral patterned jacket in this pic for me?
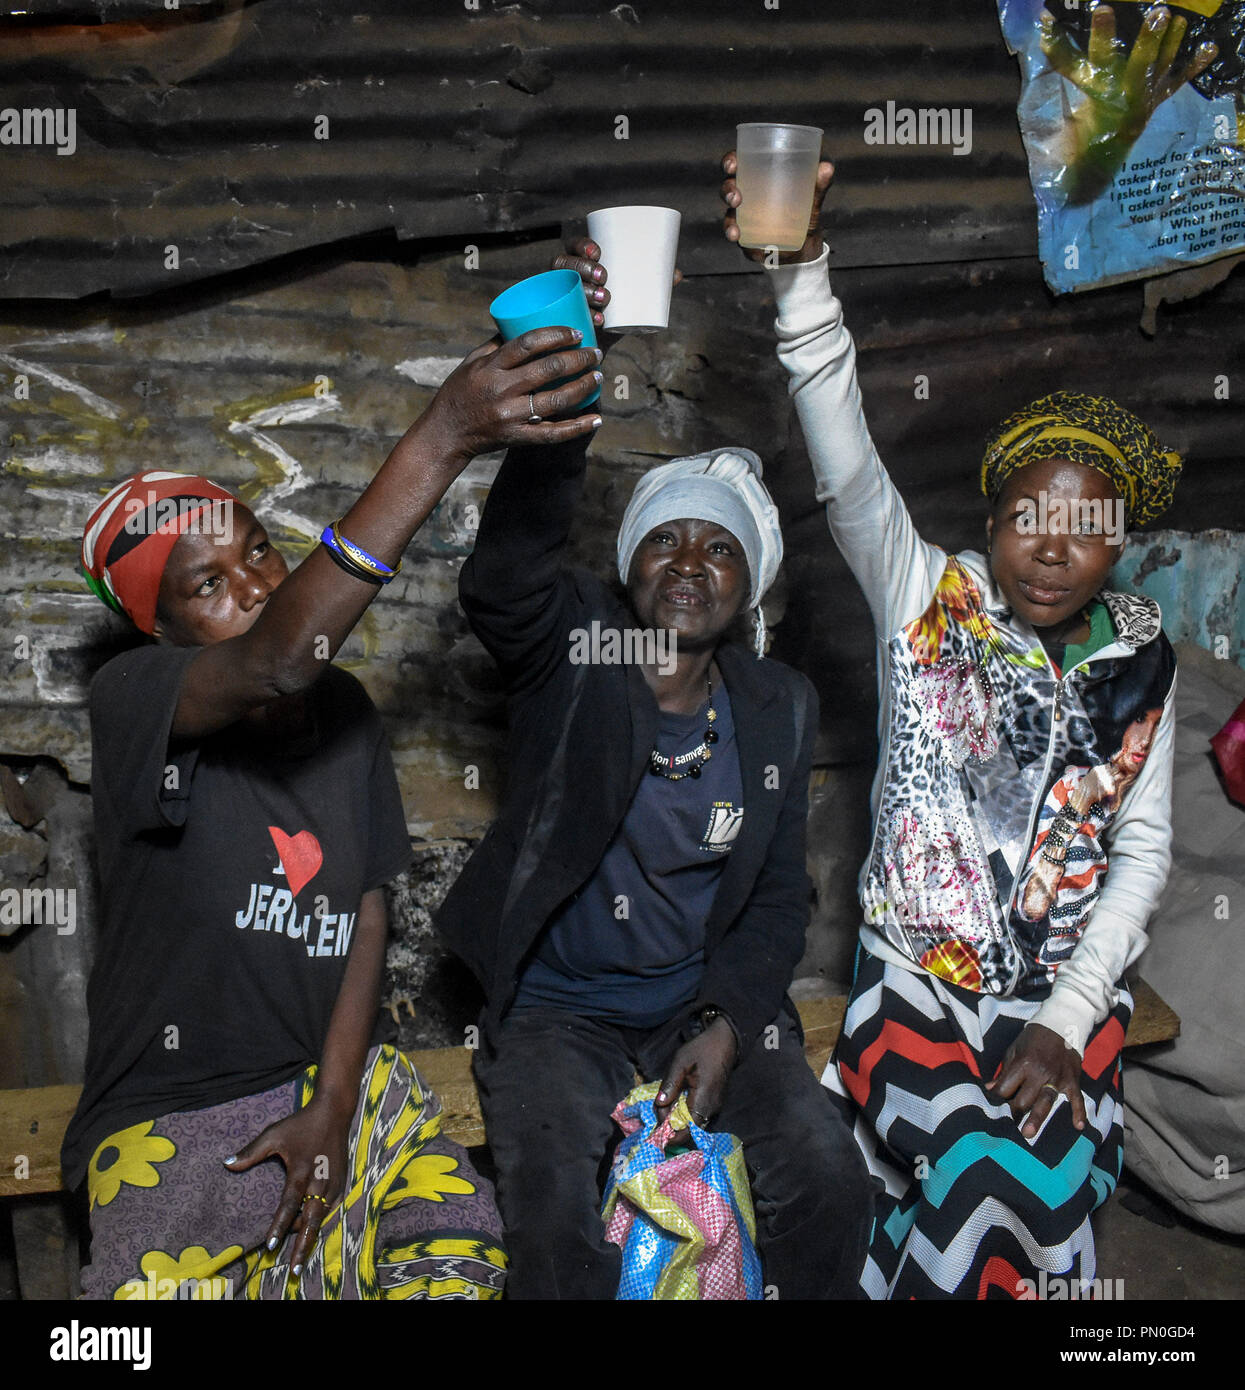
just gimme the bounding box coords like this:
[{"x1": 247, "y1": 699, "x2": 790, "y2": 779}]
[{"x1": 770, "y1": 250, "x2": 1177, "y2": 1054}]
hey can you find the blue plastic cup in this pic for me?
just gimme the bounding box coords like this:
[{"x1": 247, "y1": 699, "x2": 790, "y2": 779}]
[{"x1": 489, "y1": 268, "x2": 601, "y2": 408}]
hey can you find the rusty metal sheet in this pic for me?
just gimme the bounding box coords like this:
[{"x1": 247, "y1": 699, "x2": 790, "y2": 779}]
[{"x1": 0, "y1": 0, "x2": 1037, "y2": 299}]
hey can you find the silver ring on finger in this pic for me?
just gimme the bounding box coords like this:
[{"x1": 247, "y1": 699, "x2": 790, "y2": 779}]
[
  {"x1": 690, "y1": 1109, "x2": 709, "y2": 1126},
  {"x1": 1041, "y1": 1083, "x2": 1060, "y2": 1095},
  {"x1": 527, "y1": 391, "x2": 542, "y2": 424}
]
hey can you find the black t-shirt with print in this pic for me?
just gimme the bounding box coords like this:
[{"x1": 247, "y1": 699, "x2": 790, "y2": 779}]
[{"x1": 61, "y1": 643, "x2": 412, "y2": 1191}]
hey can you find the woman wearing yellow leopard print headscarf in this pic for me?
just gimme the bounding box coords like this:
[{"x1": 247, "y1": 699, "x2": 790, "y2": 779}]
[{"x1": 723, "y1": 155, "x2": 1180, "y2": 1300}]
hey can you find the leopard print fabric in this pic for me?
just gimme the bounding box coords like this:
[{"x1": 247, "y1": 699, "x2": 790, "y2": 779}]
[
  {"x1": 861, "y1": 552, "x2": 1172, "y2": 997},
  {"x1": 980, "y1": 391, "x2": 1181, "y2": 526}
]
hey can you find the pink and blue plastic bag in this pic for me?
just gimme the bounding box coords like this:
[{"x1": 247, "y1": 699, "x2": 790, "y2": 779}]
[{"x1": 601, "y1": 1081, "x2": 762, "y2": 1300}]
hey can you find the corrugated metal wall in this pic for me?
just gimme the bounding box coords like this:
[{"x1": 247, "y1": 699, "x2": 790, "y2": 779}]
[{"x1": 2, "y1": 0, "x2": 1038, "y2": 297}]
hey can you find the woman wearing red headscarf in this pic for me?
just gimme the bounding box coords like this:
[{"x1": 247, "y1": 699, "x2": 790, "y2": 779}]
[{"x1": 63, "y1": 329, "x2": 603, "y2": 1300}]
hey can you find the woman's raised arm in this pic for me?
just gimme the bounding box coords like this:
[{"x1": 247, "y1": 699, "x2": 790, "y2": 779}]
[
  {"x1": 722, "y1": 152, "x2": 945, "y2": 639},
  {"x1": 169, "y1": 330, "x2": 602, "y2": 740}
]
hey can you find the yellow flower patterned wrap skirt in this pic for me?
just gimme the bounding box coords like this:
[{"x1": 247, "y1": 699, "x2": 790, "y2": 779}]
[{"x1": 82, "y1": 1045, "x2": 507, "y2": 1300}]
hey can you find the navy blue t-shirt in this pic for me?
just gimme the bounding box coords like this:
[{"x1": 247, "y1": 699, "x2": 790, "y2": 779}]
[{"x1": 512, "y1": 682, "x2": 744, "y2": 1026}]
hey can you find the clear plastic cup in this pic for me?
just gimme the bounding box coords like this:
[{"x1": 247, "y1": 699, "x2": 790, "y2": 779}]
[
  {"x1": 734, "y1": 123, "x2": 824, "y2": 253},
  {"x1": 586, "y1": 205, "x2": 682, "y2": 333}
]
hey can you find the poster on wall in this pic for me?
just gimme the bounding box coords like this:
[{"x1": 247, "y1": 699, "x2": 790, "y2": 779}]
[{"x1": 998, "y1": 0, "x2": 1245, "y2": 292}]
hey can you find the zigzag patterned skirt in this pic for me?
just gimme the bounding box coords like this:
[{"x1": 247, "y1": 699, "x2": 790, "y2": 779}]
[{"x1": 826, "y1": 948, "x2": 1131, "y2": 1300}]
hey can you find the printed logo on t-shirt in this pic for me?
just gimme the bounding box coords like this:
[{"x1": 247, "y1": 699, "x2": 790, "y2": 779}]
[
  {"x1": 268, "y1": 826, "x2": 323, "y2": 898},
  {"x1": 701, "y1": 802, "x2": 744, "y2": 853},
  {"x1": 231, "y1": 826, "x2": 355, "y2": 959}
]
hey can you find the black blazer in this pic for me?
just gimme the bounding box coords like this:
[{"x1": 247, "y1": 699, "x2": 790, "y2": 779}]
[{"x1": 434, "y1": 436, "x2": 818, "y2": 1054}]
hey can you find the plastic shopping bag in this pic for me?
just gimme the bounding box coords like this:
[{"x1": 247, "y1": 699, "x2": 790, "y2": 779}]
[{"x1": 600, "y1": 1080, "x2": 762, "y2": 1300}]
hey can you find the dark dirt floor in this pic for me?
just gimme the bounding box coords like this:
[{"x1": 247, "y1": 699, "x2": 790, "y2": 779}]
[
  {"x1": 1096, "y1": 1172, "x2": 1245, "y2": 1301},
  {"x1": 2, "y1": 1158, "x2": 1240, "y2": 1301}
]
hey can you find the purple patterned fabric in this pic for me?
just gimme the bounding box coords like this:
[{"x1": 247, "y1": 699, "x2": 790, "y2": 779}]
[{"x1": 81, "y1": 1046, "x2": 505, "y2": 1300}]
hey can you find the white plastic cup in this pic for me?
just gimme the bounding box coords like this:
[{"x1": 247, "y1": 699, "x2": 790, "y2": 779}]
[
  {"x1": 734, "y1": 123, "x2": 824, "y2": 253},
  {"x1": 586, "y1": 205, "x2": 682, "y2": 334}
]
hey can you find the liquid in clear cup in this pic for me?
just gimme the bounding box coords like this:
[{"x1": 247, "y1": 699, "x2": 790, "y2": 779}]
[
  {"x1": 586, "y1": 205, "x2": 681, "y2": 333},
  {"x1": 734, "y1": 123, "x2": 824, "y2": 253}
]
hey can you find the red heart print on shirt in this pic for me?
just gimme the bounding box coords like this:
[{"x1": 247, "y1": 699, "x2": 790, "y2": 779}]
[{"x1": 268, "y1": 826, "x2": 323, "y2": 899}]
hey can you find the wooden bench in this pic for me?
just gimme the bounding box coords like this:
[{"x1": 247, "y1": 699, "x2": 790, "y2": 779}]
[{"x1": 0, "y1": 982, "x2": 1180, "y2": 1199}]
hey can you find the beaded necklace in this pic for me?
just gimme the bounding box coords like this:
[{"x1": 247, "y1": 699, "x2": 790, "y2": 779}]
[{"x1": 649, "y1": 674, "x2": 718, "y2": 780}]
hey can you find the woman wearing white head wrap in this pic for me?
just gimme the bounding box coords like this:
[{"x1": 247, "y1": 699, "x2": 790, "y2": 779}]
[
  {"x1": 616, "y1": 445, "x2": 784, "y2": 658},
  {"x1": 436, "y1": 240, "x2": 873, "y2": 1302}
]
